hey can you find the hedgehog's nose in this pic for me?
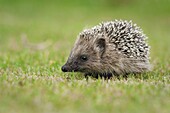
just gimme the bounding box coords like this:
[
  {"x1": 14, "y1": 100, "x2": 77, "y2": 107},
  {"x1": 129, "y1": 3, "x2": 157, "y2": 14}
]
[{"x1": 61, "y1": 65, "x2": 68, "y2": 72}]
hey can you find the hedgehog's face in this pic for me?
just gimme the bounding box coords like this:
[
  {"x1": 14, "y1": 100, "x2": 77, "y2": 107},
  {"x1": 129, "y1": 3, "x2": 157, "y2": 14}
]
[{"x1": 61, "y1": 37, "x2": 106, "y2": 74}]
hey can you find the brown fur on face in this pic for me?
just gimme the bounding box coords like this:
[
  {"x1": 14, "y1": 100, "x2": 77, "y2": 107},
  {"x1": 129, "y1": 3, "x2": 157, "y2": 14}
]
[{"x1": 61, "y1": 20, "x2": 151, "y2": 78}]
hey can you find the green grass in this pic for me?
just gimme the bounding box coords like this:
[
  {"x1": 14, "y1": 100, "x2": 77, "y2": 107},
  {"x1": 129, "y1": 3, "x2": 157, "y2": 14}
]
[{"x1": 0, "y1": 0, "x2": 170, "y2": 113}]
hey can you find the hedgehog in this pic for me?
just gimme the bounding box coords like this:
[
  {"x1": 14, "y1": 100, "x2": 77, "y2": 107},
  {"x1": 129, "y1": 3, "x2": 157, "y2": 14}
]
[{"x1": 61, "y1": 20, "x2": 151, "y2": 78}]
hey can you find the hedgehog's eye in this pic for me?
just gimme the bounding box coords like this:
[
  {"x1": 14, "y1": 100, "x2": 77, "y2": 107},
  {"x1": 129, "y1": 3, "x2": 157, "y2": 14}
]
[{"x1": 80, "y1": 55, "x2": 88, "y2": 62}]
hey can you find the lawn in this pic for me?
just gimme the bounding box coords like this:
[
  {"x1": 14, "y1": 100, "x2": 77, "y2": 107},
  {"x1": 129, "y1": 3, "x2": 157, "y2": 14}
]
[{"x1": 0, "y1": 0, "x2": 170, "y2": 113}]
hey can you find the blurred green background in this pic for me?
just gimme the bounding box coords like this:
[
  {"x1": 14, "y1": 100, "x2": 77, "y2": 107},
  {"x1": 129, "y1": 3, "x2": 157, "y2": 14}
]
[{"x1": 0, "y1": 0, "x2": 170, "y2": 113}]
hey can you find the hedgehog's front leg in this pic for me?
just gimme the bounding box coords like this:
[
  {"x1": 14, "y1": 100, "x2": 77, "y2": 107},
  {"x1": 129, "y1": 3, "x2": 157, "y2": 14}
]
[
  {"x1": 99, "y1": 73, "x2": 113, "y2": 79},
  {"x1": 84, "y1": 73, "x2": 93, "y2": 78},
  {"x1": 84, "y1": 73, "x2": 101, "y2": 79},
  {"x1": 84, "y1": 73, "x2": 113, "y2": 79}
]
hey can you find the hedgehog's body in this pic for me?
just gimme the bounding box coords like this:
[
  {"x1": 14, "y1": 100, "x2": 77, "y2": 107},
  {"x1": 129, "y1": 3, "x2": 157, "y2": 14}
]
[{"x1": 62, "y1": 20, "x2": 151, "y2": 78}]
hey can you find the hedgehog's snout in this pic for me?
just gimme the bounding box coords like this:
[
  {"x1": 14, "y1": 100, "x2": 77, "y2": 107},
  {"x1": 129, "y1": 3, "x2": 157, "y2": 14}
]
[
  {"x1": 61, "y1": 65, "x2": 68, "y2": 72},
  {"x1": 61, "y1": 62, "x2": 79, "y2": 72}
]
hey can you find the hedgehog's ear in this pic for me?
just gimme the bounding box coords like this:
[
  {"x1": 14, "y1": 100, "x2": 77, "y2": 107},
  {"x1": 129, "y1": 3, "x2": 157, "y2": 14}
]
[{"x1": 95, "y1": 38, "x2": 106, "y2": 57}]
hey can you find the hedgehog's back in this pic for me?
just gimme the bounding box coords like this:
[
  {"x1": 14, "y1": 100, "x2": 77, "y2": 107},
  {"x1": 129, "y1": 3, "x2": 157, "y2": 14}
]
[{"x1": 80, "y1": 20, "x2": 150, "y2": 60}]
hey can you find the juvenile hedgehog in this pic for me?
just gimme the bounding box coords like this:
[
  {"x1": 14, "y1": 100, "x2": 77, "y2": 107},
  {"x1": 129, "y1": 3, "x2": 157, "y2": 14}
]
[{"x1": 62, "y1": 20, "x2": 151, "y2": 78}]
